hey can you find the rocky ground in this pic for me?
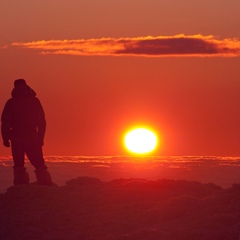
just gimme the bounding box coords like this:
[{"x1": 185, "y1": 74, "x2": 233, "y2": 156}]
[{"x1": 0, "y1": 177, "x2": 239, "y2": 240}]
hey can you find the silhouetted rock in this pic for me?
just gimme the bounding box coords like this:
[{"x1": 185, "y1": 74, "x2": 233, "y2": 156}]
[{"x1": 66, "y1": 176, "x2": 103, "y2": 186}]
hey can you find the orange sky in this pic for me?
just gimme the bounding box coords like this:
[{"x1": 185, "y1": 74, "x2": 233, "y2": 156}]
[{"x1": 0, "y1": 0, "x2": 240, "y2": 156}]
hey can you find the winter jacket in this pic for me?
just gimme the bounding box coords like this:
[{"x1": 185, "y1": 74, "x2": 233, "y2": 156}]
[{"x1": 1, "y1": 85, "x2": 46, "y2": 142}]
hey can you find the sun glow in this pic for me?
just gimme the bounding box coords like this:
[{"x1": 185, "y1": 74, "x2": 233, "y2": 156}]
[{"x1": 124, "y1": 128, "x2": 158, "y2": 154}]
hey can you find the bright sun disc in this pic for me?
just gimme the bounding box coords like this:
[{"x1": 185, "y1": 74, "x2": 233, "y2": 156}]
[{"x1": 124, "y1": 128, "x2": 158, "y2": 154}]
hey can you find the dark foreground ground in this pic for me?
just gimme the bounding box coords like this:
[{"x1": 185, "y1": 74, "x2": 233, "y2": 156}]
[{"x1": 0, "y1": 177, "x2": 239, "y2": 240}]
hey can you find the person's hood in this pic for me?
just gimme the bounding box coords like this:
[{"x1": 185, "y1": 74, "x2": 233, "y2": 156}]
[{"x1": 11, "y1": 84, "x2": 37, "y2": 98}]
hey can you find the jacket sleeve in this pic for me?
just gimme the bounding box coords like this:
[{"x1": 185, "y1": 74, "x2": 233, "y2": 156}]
[
  {"x1": 1, "y1": 100, "x2": 12, "y2": 142},
  {"x1": 36, "y1": 98, "x2": 46, "y2": 142}
]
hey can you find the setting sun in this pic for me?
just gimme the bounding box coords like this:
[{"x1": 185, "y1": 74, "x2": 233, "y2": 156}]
[{"x1": 124, "y1": 128, "x2": 158, "y2": 154}]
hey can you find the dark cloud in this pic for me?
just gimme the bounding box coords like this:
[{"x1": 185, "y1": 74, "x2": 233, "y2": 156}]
[{"x1": 116, "y1": 37, "x2": 220, "y2": 55}]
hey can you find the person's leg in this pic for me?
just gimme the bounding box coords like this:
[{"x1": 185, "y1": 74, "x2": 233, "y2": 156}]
[
  {"x1": 11, "y1": 141, "x2": 25, "y2": 167},
  {"x1": 11, "y1": 141, "x2": 29, "y2": 185},
  {"x1": 25, "y1": 141, "x2": 45, "y2": 169},
  {"x1": 26, "y1": 141, "x2": 53, "y2": 186},
  {"x1": 34, "y1": 167, "x2": 53, "y2": 186}
]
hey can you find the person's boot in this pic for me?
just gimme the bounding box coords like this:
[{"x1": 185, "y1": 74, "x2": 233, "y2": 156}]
[
  {"x1": 13, "y1": 166, "x2": 30, "y2": 185},
  {"x1": 35, "y1": 166, "x2": 53, "y2": 186}
]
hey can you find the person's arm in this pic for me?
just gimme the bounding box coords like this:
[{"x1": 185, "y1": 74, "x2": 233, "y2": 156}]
[
  {"x1": 36, "y1": 98, "x2": 46, "y2": 146},
  {"x1": 1, "y1": 101, "x2": 12, "y2": 147}
]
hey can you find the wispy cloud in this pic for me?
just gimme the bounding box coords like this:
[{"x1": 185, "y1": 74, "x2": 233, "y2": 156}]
[{"x1": 11, "y1": 34, "x2": 240, "y2": 57}]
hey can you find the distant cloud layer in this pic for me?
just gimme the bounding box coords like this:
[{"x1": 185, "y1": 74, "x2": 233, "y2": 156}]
[{"x1": 11, "y1": 34, "x2": 240, "y2": 57}]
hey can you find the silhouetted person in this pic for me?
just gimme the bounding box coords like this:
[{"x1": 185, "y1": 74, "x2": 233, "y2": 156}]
[{"x1": 1, "y1": 79, "x2": 52, "y2": 186}]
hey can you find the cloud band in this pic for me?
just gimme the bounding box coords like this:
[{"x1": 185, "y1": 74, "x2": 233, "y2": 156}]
[{"x1": 11, "y1": 34, "x2": 240, "y2": 57}]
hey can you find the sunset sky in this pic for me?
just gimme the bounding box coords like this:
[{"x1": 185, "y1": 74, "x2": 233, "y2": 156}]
[{"x1": 0, "y1": 0, "x2": 239, "y2": 156}]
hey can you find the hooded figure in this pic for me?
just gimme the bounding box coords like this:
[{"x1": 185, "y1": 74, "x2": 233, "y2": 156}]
[{"x1": 1, "y1": 79, "x2": 52, "y2": 186}]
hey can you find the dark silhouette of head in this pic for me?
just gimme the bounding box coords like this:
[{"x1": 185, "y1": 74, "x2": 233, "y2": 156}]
[{"x1": 14, "y1": 79, "x2": 27, "y2": 87}]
